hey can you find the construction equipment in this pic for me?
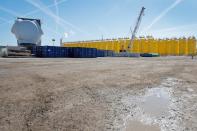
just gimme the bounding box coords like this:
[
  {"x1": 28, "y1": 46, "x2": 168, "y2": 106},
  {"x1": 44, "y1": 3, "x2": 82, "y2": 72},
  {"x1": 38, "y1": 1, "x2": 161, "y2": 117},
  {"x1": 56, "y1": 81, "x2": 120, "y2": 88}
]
[{"x1": 127, "y1": 7, "x2": 145, "y2": 52}]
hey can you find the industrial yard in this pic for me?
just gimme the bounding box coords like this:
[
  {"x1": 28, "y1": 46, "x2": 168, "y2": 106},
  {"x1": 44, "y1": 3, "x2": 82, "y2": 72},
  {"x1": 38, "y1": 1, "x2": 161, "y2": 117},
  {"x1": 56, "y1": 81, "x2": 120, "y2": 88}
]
[
  {"x1": 0, "y1": 0, "x2": 197, "y2": 131},
  {"x1": 0, "y1": 57, "x2": 197, "y2": 131}
]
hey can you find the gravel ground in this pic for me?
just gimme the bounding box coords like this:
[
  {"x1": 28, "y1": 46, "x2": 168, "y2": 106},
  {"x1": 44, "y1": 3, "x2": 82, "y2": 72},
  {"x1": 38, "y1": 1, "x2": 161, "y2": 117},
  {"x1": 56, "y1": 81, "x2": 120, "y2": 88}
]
[{"x1": 0, "y1": 57, "x2": 197, "y2": 131}]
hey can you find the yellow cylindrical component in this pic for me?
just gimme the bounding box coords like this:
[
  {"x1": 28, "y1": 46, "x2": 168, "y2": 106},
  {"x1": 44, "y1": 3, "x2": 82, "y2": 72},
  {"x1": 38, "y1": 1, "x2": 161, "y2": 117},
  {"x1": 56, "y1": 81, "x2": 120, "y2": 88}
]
[
  {"x1": 162, "y1": 39, "x2": 167, "y2": 56},
  {"x1": 88, "y1": 42, "x2": 92, "y2": 48},
  {"x1": 102, "y1": 41, "x2": 108, "y2": 50},
  {"x1": 125, "y1": 39, "x2": 130, "y2": 51},
  {"x1": 93, "y1": 42, "x2": 101, "y2": 50},
  {"x1": 111, "y1": 41, "x2": 115, "y2": 51},
  {"x1": 147, "y1": 38, "x2": 154, "y2": 53},
  {"x1": 184, "y1": 38, "x2": 189, "y2": 55},
  {"x1": 119, "y1": 39, "x2": 125, "y2": 52},
  {"x1": 132, "y1": 39, "x2": 140, "y2": 53},
  {"x1": 144, "y1": 38, "x2": 149, "y2": 53},
  {"x1": 170, "y1": 39, "x2": 176, "y2": 55},
  {"x1": 155, "y1": 39, "x2": 159, "y2": 53},
  {"x1": 137, "y1": 39, "x2": 141, "y2": 53},
  {"x1": 165, "y1": 39, "x2": 170, "y2": 55},
  {"x1": 77, "y1": 43, "x2": 81, "y2": 47},
  {"x1": 86, "y1": 42, "x2": 90, "y2": 48},
  {"x1": 107, "y1": 41, "x2": 113, "y2": 51},
  {"x1": 84, "y1": 42, "x2": 88, "y2": 48},
  {"x1": 158, "y1": 39, "x2": 162, "y2": 55},
  {"x1": 63, "y1": 37, "x2": 196, "y2": 56},
  {"x1": 89, "y1": 42, "x2": 93, "y2": 48},
  {"x1": 113, "y1": 40, "x2": 120, "y2": 53},
  {"x1": 95, "y1": 42, "x2": 99, "y2": 49},
  {"x1": 93, "y1": 42, "x2": 98, "y2": 49},
  {"x1": 99, "y1": 41, "x2": 103, "y2": 50},
  {"x1": 105, "y1": 41, "x2": 110, "y2": 50},
  {"x1": 65, "y1": 43, "x2": 70, "y2": 47},
  {"x1": 122, "y1": 39, "x2": 129, "y2": 52},
  {"x1": 169, "y1": 39, "x2": 174, "y2": 55},
  {"x1": 188, "y1": 37, "x2": 196, "y2": 55},
  {"x1": 81, "y1": 42, "x2": 85, "y2": 48},
  {"x1": 96, "y1": 42, "x2": 100, "y2": 49},
  {"x1": 150, "y1": 38, "x2": 158, "y2": 53},
  {"x1": 174, "y1": 38, "x2": 179, "y2": 55},
  {"x1": 180, "y1": 38, "x2": 188, "y2": 55},
  {"x1": 172, "y1": 39, "x2": 175, "y2": 55},
  {"x1": 179, "y1": 38, "x2": 185, "y2": 55},
  {"x1": 100, "y1": 41, "x2": 105, "y2": 50},
  {"x1": 71, "y1": 43, "x2": 75, "y2": 47},
  {"x1": 140, "y1": 38, "x2": 148, "y2": 53},
  {"x1": 139, "y1": 38, "x2": 142, "y2": 53}
]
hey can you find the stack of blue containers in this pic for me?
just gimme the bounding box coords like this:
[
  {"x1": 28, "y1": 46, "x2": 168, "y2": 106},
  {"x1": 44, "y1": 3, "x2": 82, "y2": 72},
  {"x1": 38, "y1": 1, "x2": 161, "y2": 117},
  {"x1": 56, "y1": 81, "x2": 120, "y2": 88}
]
[
  {"x1": 96, "y1": 50, "x2": 115, "y2": 57},
  {"x1": 107, "y1": 50, "x2": 114, "y2": 57},
  {"x1": 32, "y1": 46, "x2": 98, "y2": 58},
  {"x1": 96, "y1": 50, "x2": 105, "y2": 57},
  {"x1": 87, "y1": 48, "x2": 97, "y2": 58},
  {"x1": 31, "y1": 46, "x2": 68, "y2": 58},
  {"x1": 73, "y1": 48, "x2": 97, "y2": 58},
  {"x1": 31, "y1": 46, "x2": 37, "y2": 55}
]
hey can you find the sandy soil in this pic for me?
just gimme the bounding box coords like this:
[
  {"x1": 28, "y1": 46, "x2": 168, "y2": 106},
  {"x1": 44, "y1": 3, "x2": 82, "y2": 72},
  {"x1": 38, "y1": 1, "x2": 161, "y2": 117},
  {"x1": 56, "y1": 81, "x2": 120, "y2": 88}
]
[{"x1": 0, "y1": 57, "x2": 197, "y2": 131}]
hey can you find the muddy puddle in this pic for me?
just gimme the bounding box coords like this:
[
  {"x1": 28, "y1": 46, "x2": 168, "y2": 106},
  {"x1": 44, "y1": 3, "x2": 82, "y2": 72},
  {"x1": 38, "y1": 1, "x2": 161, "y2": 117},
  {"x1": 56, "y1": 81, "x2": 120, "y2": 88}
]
[
  {"x1": 123, "y1": 78, "x2": 180, "y2": 131},
  {"x1": 141, "y1": 88, "x2": 170, "y2": 117},
  {"x1": 125, "y1": 88, "x2": 170, "y2": 131},
  {"x1": 125, "y1": 120, "x2": 160, "y2": 131}
]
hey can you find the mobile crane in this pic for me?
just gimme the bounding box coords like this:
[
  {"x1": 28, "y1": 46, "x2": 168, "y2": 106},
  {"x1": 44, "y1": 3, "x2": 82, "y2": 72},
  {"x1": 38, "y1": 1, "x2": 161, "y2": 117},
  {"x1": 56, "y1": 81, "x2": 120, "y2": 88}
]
[{"x1": 127, "y1": 7, "x2": 145, "y2": 53}]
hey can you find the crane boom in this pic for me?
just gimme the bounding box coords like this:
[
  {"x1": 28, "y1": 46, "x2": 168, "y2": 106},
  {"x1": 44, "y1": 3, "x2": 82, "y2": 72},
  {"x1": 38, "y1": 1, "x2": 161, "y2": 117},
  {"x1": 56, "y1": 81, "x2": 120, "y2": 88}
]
[{"x1": 127, "y1": 7, "x2": 145, "y2": 51}]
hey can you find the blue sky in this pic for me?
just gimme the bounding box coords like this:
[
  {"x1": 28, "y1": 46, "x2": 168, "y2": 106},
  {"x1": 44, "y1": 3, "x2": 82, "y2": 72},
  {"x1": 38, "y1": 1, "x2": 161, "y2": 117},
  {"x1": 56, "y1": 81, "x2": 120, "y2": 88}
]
[{"x1": 0, "y1": 0, "x2": 197, "y2": 46}]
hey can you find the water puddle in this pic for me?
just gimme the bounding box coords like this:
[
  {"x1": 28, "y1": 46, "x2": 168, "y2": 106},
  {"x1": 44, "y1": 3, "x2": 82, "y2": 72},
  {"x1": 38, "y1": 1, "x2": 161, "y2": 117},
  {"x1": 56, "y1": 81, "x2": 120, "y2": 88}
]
[
  {"x1": 141, "y1": 88, "x2": 171, "y2": 117},
  {"x1": 125, "y1": 120, "x2": 160, "y2": 131},
  {"x1": 122, "y1": 78, "x2": 181, "y2": 131}
]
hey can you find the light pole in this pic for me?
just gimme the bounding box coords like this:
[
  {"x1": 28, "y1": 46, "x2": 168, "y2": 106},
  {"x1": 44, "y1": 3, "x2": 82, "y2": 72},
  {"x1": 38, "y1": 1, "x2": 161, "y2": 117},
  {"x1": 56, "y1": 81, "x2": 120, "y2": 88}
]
[{"x1": 52, "y1": 39, "x2": 55, "y2": 46}]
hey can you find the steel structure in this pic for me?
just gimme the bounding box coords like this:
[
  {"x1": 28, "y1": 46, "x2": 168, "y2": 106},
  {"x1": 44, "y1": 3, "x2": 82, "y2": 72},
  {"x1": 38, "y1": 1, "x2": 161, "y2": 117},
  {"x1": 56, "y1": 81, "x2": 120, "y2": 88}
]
[{"x1": 127, "y1": 7, "x2": 145, "y2": 52}]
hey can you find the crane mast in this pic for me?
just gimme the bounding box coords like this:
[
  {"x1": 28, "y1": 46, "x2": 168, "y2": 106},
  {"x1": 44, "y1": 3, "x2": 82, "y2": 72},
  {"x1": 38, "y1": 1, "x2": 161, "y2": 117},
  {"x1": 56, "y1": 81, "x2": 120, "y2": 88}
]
[{"x1": 127, "y1": 7, "x2": 145, "y2": 52}]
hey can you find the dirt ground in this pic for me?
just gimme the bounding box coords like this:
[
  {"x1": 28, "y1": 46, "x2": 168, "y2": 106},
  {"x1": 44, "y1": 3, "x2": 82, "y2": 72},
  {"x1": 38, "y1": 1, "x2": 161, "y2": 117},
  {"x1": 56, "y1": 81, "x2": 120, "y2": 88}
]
[{"x1": 0, "y1": 57, "x2": 197, "y2": 131}]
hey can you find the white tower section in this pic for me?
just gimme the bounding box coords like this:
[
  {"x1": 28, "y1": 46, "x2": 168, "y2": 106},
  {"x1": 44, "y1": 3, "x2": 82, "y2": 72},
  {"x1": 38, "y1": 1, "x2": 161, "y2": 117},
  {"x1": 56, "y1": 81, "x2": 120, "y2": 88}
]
[{"x1": 11, "y1": 18, "x2": 43, "y2": 46}]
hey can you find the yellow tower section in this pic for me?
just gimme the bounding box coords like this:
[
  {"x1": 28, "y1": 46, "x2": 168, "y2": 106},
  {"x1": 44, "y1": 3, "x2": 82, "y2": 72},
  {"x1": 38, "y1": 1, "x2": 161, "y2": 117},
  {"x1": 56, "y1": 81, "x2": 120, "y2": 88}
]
[
  {"x1": 179, "y1": 38, "x2": 185, "y2": 55},
  {"x1": 164, "y1": 39, "x2": 169, "y2": 55},
  {"x1": 153, "y1": 38, "x2": 158, "y2": 53},
  {"x1": 188, "y1": 37, "x2": 196, "y2": 55},
  {"x1": 171, "y1": 38, "x2": 179, "y2": 55},
  {"x1": 132, "y1": 39, "x2": 140, "y2": 53},
  {"x1": 140, "y1": 37, "x2": 148, "y2": 53},
  {"x1": 147, "y1": 37, "x2": 153, "y2": 53},
  {"x1": 63, "y1": 37, "x2": 196, "y2": 56},
  {"x1": 158, "y1": 39, "x2": 165, "y2": 55}
]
